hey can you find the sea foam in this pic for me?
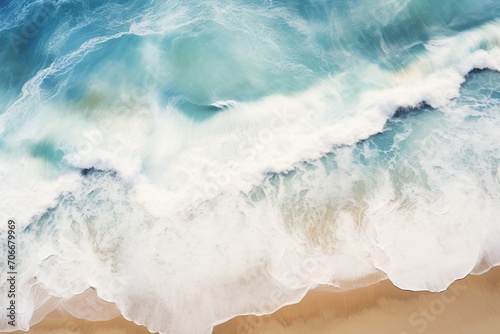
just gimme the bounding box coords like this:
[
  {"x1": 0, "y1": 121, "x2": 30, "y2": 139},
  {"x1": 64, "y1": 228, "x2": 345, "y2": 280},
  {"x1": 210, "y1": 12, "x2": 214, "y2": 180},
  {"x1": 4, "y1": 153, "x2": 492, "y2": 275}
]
[{"x1": 1, "y1": 2, "x2": 500, "y2": 334}]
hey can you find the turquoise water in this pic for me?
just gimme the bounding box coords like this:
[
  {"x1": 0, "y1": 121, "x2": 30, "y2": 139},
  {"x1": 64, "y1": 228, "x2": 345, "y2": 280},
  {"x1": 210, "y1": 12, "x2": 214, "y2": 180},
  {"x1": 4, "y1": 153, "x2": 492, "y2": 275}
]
[{"x1": 1, "y1": 1, "x2": 500, "y2": 333}]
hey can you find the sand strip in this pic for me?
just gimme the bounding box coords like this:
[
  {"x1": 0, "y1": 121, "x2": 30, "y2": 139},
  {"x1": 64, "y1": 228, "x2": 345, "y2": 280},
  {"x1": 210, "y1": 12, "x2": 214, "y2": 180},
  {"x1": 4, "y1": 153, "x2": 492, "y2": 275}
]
[
  {"x1": 214, "y1": 266, "x2": 500, "y2": 334},
  {"x1": 9, "y1": 307, "x2": 154, "y2": 334}
]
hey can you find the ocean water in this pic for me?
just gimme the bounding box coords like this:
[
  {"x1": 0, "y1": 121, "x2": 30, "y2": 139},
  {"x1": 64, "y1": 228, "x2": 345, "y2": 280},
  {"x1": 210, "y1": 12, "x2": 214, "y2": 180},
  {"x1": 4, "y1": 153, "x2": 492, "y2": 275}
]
[{"x1": 1, "y1": 0, "x2": 500, "y2": 333}]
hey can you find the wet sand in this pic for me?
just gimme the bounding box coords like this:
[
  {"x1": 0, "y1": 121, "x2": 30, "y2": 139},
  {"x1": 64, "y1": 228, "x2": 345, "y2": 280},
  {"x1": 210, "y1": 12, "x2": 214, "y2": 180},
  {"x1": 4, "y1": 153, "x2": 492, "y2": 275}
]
[
  {"x1": 10, "y1": 308, "x2": 153, "y2": 334},
  {"x1": 214, "y1": 266, "x2": 500, "y2": 334},
  {"x1": 12, "y1": 266, "x2": 500, "y2": 334}
]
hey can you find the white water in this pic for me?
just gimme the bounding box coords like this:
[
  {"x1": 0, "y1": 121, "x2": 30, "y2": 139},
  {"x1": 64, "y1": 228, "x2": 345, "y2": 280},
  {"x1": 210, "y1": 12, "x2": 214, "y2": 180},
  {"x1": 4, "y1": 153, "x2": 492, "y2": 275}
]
[{"x1": 0, "y1": 4, "x2": 500, "y2": 334}]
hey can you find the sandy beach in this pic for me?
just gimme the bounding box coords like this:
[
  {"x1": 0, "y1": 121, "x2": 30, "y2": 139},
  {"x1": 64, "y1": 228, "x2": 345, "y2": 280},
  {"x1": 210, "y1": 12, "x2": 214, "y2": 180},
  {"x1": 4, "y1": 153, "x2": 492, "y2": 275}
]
[
  {"x1": 11, "y1": 266, "x2": 500, "y2": 334},
  {"x1": 214, "y1": 266, "x2": 500, "y2": 334},
  {"x1": 9, "y1": 308, "x2": 153, "y2": 334}
]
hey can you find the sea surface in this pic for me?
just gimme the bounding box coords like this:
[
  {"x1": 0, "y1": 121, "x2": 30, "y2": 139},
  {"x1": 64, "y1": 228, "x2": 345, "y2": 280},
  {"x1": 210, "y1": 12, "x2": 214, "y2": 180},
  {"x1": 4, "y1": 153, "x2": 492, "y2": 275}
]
[{"x1": 1, "y1": 1, "x2": 500, "y2": 333}]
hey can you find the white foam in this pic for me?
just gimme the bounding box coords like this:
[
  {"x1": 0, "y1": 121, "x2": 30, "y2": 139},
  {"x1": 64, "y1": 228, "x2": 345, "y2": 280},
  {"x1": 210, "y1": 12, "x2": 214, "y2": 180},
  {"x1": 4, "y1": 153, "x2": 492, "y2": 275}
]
[{"x1": 2, "y1": 11, "x2": 500, "y2": 334}]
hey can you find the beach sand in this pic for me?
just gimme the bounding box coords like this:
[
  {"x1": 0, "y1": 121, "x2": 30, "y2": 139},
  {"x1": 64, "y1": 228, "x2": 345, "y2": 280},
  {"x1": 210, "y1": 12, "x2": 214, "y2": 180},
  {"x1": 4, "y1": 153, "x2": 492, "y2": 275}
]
[
  {"x1": 12, "y1": 266, "x2": 500, "y2": 334},
  {"x1": 214, "y1": 266, "x2": 500, "y2": 334},
  {"x1": 9, "y1": 308, "x2": 153, "y2": 334}
]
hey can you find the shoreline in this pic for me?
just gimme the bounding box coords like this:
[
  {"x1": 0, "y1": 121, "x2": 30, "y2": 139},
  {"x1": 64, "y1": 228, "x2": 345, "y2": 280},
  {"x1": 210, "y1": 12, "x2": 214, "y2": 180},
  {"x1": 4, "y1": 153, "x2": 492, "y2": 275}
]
[{"x1": 10, "y1": 266, "x2": 500, "y2": 334}]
